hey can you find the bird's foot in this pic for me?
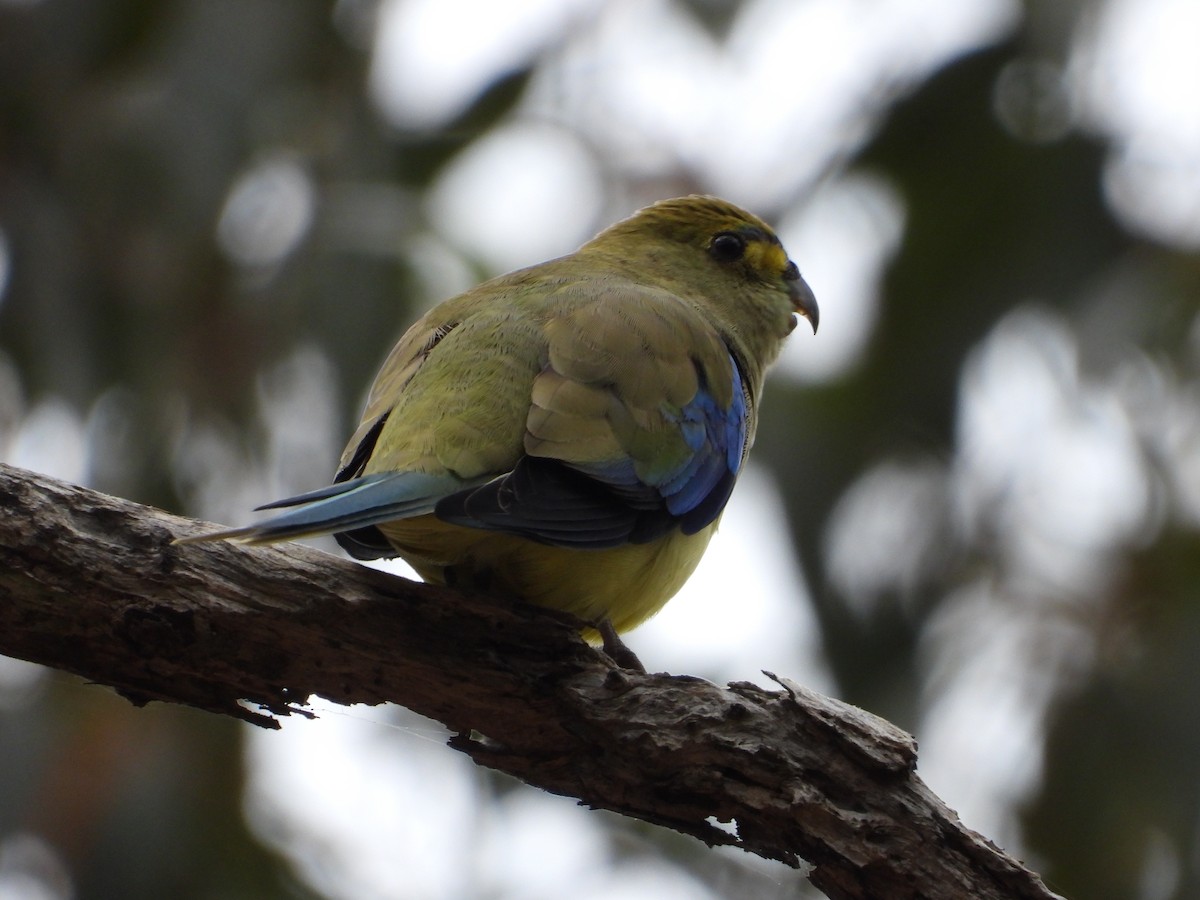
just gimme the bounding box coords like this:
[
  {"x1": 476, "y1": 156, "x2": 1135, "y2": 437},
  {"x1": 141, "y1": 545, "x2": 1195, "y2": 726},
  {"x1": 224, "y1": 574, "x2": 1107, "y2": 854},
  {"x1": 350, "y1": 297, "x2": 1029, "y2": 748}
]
[{"x1": 595, "y1": 618, "x2": 646, "y2": 673}]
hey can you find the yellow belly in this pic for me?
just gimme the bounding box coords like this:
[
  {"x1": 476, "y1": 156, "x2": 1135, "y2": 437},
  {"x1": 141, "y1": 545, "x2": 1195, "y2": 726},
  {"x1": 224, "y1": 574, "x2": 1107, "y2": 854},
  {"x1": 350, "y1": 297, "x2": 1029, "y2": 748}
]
[{"x1": 379, "y1": 516, "x2": 717, "y2": 633}]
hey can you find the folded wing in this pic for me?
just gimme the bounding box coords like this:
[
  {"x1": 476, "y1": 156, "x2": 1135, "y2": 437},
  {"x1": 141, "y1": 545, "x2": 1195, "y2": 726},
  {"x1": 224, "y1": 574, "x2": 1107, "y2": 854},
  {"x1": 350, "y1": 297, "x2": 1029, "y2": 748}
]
[{"x1": 182, "y1": 280, "x2": 749, "y2": 556}]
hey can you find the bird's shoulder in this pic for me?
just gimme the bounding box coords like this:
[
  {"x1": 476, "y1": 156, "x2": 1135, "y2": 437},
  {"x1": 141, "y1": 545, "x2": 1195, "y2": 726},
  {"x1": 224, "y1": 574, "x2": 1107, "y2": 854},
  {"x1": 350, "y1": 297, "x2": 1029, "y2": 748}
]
[
  {"x1": 341, "y1": 257, "x2": 739, "y2": 475},
  {"x1": 373, "y1": 256, "x2": 734, "y2": 406}
]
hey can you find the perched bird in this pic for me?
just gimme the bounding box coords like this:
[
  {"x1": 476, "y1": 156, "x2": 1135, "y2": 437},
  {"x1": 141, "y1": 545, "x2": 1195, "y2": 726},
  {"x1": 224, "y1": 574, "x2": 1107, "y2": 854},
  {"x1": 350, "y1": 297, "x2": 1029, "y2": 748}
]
[{"x1": 183, "y1": 195, "x2": 817, "y2": 663}]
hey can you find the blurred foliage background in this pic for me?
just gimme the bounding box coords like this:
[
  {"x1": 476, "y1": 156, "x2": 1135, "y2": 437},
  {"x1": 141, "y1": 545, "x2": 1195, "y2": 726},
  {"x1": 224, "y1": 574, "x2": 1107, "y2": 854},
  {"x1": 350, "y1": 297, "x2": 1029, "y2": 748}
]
[{"x1": 1, "y1": 0, "x2": 1199, "y2": 898}]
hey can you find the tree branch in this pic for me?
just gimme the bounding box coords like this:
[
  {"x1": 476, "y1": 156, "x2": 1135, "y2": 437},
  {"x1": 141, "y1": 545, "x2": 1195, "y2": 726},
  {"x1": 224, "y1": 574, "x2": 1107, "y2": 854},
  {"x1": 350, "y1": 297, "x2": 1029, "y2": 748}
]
[{"x1": 0, "y1": 463, "x2": 1060, "y2": 900}]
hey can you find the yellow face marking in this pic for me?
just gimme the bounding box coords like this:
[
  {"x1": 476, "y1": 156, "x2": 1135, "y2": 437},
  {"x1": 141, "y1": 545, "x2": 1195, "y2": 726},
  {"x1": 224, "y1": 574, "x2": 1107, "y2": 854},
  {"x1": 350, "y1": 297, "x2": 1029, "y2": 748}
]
[{"x1": 743, "y1": 239, "x2": 789, "y2": 278}]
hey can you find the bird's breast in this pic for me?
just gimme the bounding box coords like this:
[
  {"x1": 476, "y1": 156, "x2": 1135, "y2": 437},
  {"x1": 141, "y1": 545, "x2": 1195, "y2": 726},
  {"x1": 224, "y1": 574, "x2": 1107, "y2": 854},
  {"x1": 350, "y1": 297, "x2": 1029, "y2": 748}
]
[{"x1": 379, "y1": 515, "x2": 718, "y2": 634}]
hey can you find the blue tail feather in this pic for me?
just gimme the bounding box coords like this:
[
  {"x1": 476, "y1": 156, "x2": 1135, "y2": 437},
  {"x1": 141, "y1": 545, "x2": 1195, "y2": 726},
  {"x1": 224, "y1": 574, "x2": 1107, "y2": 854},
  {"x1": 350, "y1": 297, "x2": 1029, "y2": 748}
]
[{"x1": 180, "y1": 470, "x2": 473, "y2": 545}]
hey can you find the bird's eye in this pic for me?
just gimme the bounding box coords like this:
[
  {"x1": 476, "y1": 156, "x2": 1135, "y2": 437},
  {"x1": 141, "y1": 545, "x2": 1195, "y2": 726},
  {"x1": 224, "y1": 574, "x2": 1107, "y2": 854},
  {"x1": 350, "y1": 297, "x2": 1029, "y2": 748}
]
[{"x1": 709, "y1": 232, "x2": 746, "y2": 263}]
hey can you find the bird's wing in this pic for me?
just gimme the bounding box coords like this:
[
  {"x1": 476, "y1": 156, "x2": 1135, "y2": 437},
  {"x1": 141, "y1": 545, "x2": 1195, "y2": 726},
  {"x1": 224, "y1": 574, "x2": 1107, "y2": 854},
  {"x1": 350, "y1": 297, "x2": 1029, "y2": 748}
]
[
  {"x1": 181, "y1": 279, "x2": 748, "y2": 554},
  {"x1": 435, "y1": 285, "x2": 748, "y2": 547}
]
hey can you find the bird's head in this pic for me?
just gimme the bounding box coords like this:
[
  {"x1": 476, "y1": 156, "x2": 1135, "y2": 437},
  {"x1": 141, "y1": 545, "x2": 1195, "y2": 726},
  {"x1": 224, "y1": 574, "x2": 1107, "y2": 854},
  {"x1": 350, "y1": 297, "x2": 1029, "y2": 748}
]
[{"x1": 581, "y1": 196, "x2": 818, "y2": 385}]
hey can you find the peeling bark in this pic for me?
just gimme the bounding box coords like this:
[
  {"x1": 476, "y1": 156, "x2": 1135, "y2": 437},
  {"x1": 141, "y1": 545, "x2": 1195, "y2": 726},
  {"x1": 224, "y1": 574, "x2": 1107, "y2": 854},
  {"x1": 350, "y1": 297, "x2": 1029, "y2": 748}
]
[{"x1": 0, "y1": 463, "x2": 1061, "y2": 900}]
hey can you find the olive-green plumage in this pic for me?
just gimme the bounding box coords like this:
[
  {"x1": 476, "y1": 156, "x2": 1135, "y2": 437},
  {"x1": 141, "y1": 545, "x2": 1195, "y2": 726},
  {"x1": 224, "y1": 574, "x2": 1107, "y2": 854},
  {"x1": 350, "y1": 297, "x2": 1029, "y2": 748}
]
[{"x1": 184, "y1": 196, "x2": 817, "y2": 640}]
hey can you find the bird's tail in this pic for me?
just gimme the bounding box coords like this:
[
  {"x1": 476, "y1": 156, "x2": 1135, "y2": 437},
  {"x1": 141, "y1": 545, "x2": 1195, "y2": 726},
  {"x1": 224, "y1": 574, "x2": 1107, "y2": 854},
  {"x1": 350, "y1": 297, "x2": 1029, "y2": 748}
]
[{"x1": 173, "y1": 471, "x2": 468, "y2": 546}]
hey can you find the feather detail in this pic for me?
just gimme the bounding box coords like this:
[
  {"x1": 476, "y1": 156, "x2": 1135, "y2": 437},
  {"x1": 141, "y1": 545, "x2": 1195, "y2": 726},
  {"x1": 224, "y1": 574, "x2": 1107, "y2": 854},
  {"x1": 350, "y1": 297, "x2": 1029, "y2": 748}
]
[{"x1": 181, "y1": 195, "x2": 817, "y2": 637}]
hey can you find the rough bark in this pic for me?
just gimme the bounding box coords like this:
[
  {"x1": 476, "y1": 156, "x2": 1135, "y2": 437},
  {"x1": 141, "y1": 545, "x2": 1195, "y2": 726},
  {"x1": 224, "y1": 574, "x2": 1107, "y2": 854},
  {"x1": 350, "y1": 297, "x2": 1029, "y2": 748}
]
[{"x1": 0, "y1": 462, "x2": 1061, "y2": 900}]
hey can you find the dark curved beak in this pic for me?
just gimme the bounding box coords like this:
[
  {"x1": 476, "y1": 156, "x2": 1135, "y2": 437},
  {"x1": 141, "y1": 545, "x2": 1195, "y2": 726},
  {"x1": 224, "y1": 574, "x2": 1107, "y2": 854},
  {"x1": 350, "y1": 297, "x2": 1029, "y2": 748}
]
[{"x1": 788, "y1": 273, "x2": 819, "y2": 334}]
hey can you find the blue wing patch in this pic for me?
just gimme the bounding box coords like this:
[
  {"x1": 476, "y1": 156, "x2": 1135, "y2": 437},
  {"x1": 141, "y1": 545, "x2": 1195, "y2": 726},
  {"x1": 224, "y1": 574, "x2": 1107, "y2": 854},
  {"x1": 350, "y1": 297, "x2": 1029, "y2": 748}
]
[{"x1": 436, "y1": 353, "x2": 748, "y2": 547}]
